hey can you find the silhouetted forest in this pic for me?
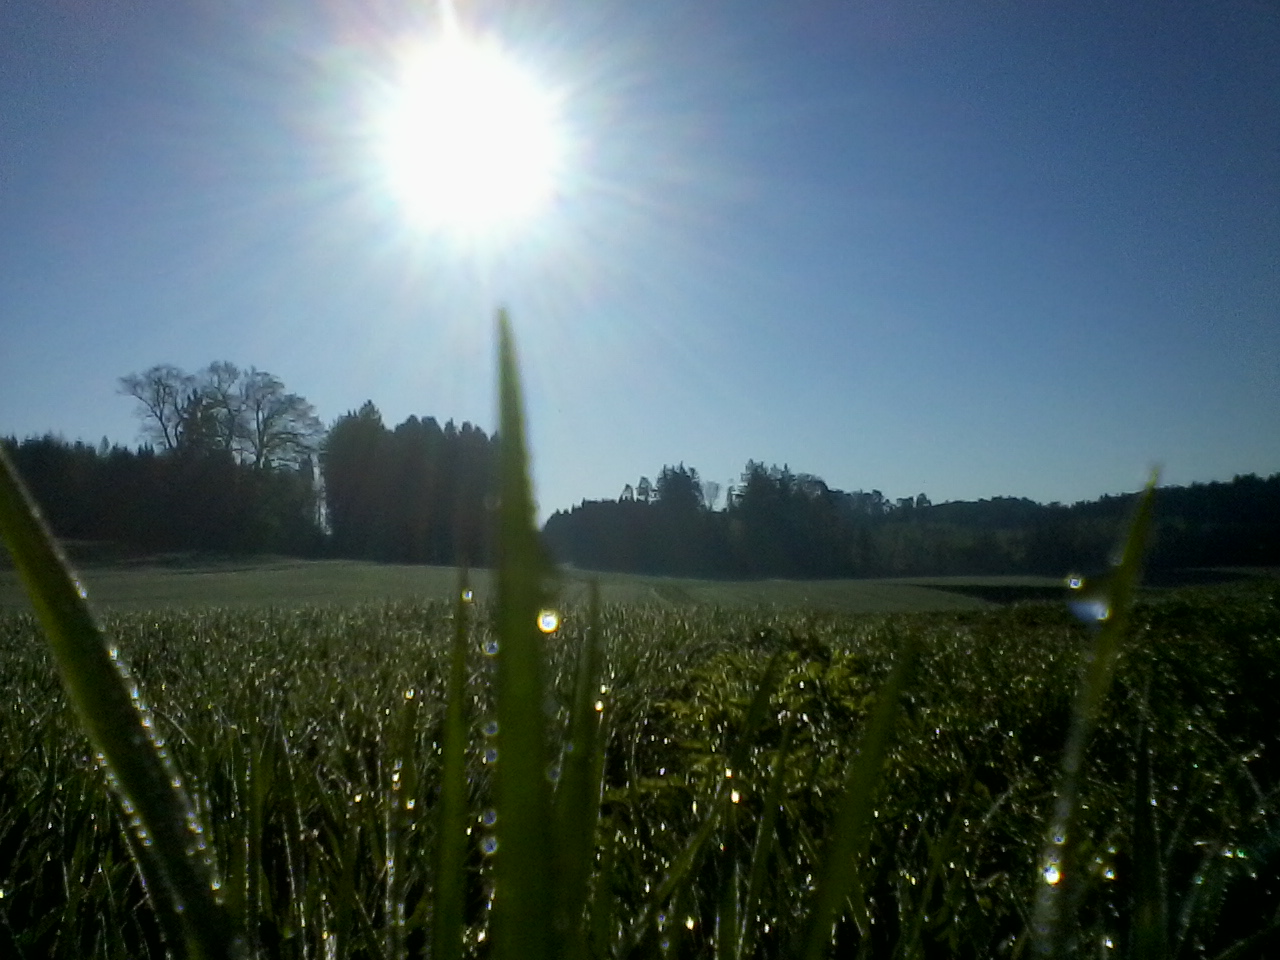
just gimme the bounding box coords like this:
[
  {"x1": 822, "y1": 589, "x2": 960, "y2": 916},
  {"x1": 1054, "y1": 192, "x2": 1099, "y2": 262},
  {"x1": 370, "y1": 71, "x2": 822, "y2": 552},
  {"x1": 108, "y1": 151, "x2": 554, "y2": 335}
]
[
  {"x1": 1, "y1": 401, "x2": 499, "y2": 564},
  {"x1": 2, "y1": 434, "x2": 323, "y2": 555},
  {"x1": 543, "y1": 463, "x2": 1280, "y2": 578},
  {"x1": 321, "y1": 402, "x2": 497, "y2": 565},
  {"x1": 5, "y1": 369, "x2": 1279, "y2": 577}
]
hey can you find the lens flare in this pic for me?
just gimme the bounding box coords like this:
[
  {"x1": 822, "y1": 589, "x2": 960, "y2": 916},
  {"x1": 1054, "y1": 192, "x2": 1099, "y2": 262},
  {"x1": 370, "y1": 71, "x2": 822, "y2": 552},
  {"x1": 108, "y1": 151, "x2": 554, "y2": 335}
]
[{"x1": 375, "y1": 27, "x2": 565, "y2": 235}]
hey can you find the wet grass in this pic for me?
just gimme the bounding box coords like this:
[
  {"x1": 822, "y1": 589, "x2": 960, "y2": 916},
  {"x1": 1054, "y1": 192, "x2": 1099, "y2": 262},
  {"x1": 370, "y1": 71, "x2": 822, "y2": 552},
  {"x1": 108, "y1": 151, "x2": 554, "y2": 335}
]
[
  {"x1": 1, "y1": 586, "x2": 1279, "y2": 957},
  {"x1": 0, "y1": 561, "x2": 1037, "y2": 615}
]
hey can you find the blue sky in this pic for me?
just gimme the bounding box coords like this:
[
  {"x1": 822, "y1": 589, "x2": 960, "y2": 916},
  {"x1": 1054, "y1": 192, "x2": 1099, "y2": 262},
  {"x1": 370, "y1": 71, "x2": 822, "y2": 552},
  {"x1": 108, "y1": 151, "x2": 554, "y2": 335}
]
[{"x1": 2, "y1": 0, "x2": 1277, "y2": 520}]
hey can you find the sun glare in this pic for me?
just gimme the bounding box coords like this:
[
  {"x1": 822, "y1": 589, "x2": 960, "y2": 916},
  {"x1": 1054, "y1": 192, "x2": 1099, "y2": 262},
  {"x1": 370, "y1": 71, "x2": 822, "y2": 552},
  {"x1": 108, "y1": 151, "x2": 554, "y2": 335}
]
[{"x1": 377, "y1": 30, "x2": 565, "y2": 235}]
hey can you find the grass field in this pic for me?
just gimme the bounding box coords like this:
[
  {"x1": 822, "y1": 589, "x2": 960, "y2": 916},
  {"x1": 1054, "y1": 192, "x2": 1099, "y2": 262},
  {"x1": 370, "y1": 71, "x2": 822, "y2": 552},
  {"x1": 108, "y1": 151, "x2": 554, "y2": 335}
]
[
  {"x1": 2, "y1": 568, "x2": 1279, "y2": 957},
  {"x1": 0, "y1": 558, "x2": 1006, "y2": 613},
  {"x1": 6, "y1": 554, "x2": 1265, "y2": 614}
]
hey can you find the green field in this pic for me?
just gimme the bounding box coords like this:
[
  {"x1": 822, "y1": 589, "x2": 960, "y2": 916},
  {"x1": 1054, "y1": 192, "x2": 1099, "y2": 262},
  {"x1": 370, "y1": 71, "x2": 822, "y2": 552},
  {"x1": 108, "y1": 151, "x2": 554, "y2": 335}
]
[
  {"x1": 2, "y1": 571, "x2": 1278, "y2": 957},
  {"x1": 0, "y1": 555, "x2": 1101, "y2": 613}
]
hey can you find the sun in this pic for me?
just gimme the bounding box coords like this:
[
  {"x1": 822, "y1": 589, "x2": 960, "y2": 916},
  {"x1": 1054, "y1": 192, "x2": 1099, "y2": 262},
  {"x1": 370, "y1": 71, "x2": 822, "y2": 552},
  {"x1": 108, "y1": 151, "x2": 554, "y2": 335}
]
[{"x1": 376, "y1": 31, "x2": 565, "y2": 235}]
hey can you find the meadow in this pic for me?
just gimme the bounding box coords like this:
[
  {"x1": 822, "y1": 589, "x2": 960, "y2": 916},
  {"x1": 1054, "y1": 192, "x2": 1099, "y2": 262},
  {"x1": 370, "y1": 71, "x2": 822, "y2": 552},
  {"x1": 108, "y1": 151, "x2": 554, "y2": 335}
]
[
  {"x1": 2, "y1": 322, "x2": 1278, "y2": 959},
  {"x1": 1, "y1": 573, "x2": 1278, "y2": 958},
  {"x1": 0, "y1": 557, "x2": 1056, "y2": 614}
]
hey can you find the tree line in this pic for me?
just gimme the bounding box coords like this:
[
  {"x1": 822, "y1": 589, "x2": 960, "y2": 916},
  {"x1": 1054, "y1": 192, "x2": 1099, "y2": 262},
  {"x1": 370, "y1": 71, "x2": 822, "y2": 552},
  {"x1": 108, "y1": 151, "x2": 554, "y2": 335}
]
[
  {"x1": 2, "y1": 434, "x2": 322, "y2": 555},
  {"x1": 321, "y1": 402, "x2": 498, "y2": 564},
  {"x1": 4, "y1": 361, "x2": 1278, "y2": 576},
  {"x1": 542, "y1": 463, "x2": 1280, "y2": 578}
]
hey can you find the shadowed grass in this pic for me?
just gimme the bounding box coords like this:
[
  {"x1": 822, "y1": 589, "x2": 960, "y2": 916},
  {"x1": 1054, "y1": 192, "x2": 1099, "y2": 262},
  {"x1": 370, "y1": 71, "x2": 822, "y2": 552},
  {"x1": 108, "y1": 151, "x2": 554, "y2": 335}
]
[
  {"x1": 800, "y1": 628, "x2": 920, "y2": 960},
  {"x1": 0, "y1": 446, "x2": 241, "y2": 960}
]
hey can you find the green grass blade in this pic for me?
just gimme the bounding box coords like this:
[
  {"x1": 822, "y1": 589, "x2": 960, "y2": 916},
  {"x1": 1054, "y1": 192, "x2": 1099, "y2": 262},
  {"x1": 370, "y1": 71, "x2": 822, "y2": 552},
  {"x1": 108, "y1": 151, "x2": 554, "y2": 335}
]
[
  {"x1": 738, "y1": 720, "x2": 795, "y2": 960},
  {"x1": 553, "y1": 580, "x2": 606, "y2": 960},
  {"x1": 0, "y1": 445, "x2": 241, "y2": 960},
  {"x1": 1208, "y1": 920, "x2": 1280, "y2": 960},
  {"x1": 800, "y1": 630, "x2": 919, "y2": 960},
  {"x1": 1130, "y1": 701, "x2": 1168, "y2": 960},
  {"x1": 622, "y1": 649, "x2": 788, "y2": 954},
  {"x1": 587, "y1": 813, "x2": 618, "y2": 958},
  {"x1": 1032, "y1": 472, "x2": 1158, "y2": 957},
  {"x1": 492, "y1": 311, "x2": 555, "y2": 960},
  {"x1": 433, "y1": 569, "x2": 473, "y2": 960},
  {"x1": 716, "y1": 802, "x2": 740, "y2": 960}
]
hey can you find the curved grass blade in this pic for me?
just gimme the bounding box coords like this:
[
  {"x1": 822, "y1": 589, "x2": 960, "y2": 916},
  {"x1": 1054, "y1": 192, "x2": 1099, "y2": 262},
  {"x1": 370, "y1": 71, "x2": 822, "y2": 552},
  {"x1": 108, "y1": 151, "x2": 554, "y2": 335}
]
[
  {"x1": 0, "y1": 446, "x2": 241, "y2": 960},
  {"x1": 493, "y1": 311, "x2": 555, "y2": 960},
  {"x1": 1032, "y1": 470, "x2": 1158, "y2": 957},
  {"x1": 553, "y1": 580, "x2": 606, "y2": 960},
  {"x1": 800, "y1": 630, "x2": 919, "y2": 960},
  {"x1": 433, "y1": 568, "x2": 473, "y2": 960}
]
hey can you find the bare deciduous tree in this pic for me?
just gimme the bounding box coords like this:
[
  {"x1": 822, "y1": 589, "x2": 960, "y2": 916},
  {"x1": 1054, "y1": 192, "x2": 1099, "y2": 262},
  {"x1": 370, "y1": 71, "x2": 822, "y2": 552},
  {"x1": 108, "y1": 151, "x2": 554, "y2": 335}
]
[
  {"x1": 240, "y1": 368, "x2": 323, "y2": 470},
  {"x1": 119, "y1": 362, "x2": 323, "y2": 469},
  {"x1": 118, "y1": 364, "x2": 193, "y2": 451}
]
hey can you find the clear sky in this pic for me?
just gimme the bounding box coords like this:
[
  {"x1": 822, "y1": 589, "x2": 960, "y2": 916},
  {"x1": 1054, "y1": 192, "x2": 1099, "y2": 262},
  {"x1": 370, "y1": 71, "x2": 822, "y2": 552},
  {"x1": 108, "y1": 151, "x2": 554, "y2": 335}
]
[{"x1": 3, "y1": 0, "x2": 1277, "y2": 520}]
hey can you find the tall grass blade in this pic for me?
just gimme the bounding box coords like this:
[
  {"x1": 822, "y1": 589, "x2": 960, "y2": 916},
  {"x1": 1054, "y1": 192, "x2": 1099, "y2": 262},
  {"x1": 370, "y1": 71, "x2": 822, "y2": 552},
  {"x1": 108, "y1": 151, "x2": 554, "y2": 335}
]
[
  {"x1": 492, "y1": 311, "x2": 555, "y2": 960},
  {"x1": 588, "y1": 813, "x2": 618, "y2": 958},
  {"x1": 1033, "y1": 471, "x2": 1159, "y2": 957},
  {"x1": 716, "y1": 801, "x2": 740, "y2": 960},
  {"x1": 800, "y1": 630, "x2": 919, "y2": 960},
  {"x1": 0, "y1": 445, "x2": 240, "y2": 960},
  {"x1": 433, "y1": 569, "x2": 473, "y2": 960},
  {"x1": 622, "y1": 649, "x2": 788, "y2": 954},
  {"x1": 553, "y1": 580, "x2": 606, "y2": 960},
  {"x1": 1130, "y1": 707, "x2": 1168, "y2": 960},
  {"x1": 737, "y1": 720, "x2": 793, "y2": 960}
]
